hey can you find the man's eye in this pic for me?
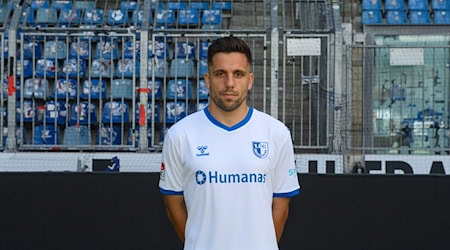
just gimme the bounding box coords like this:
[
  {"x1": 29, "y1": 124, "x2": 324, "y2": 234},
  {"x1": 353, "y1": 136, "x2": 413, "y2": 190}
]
[
  {"x1": 215, "y1": 72, "x2": 224, "y2": 77},
  {"x1": 235, "y1": 72, "x2": 244, "y2": 78}
]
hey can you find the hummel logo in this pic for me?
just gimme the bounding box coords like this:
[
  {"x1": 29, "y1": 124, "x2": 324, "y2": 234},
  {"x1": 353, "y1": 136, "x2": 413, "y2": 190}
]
[{"x1": 196, "y1": 145, "x2": 209, "y2": 156}]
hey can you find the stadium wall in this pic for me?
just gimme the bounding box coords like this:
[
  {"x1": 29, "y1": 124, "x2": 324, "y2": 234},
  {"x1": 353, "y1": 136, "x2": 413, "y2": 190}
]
[{"x1": 0, "y1": 173, "x2": 449, "y2": 250}]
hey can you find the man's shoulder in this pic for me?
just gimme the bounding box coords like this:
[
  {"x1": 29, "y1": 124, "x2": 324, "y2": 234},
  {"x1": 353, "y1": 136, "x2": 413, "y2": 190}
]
[{"x1": 252, "y1": 108, "x2": 288, "y2": 128}]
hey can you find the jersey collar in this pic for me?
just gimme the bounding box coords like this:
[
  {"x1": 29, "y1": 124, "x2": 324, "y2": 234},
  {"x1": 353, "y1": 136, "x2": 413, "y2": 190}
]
[{"x1": 204, "y1": 107, "x2": 253, "y2": 132}]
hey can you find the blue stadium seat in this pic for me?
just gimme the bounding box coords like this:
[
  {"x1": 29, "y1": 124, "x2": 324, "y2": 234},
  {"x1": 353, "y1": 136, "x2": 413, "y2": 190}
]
[
  {"x1": 59, "y1": 9, "x2": 82, "y2": 26},
  {"x1": 362, "y1": 0, "x2": 382, "y2": 10},
  {"x1": 148, "y1": 58, "x2": 169, "y2": 78},
  {"x1": 432, "y1": 0, "x2": 450, "y2": 10},
  {"x1": 131, "y1": 9, "x2": 152, "y2": 26},
  {"x1": 82, "y1": 8, "x2": 104, "y2": 25},
  {"x1": 80, "y1": 79, "x2": 107, "y2": 99},
  {"x1": 107, "y1": 9, "x2": 129, "y2": 26},
  {"x1": 120, "y1": 1, "x2": 140, "y2": 10},
  {"x1": 155, "y1": 9, "x2": 175, "y2": 29},
  {"x1": 386, "y1": 10, "x2": 408, "y2": 24},
  {"x1": 151, "y1": 40, "x2": 170, "y2": 58},
  {"x1": 51, "y1": 0, "x2": 72, "y2": 10},
  {"x1": 35, "y1": 8, "x2": 58, "y2": 24},
  {"x1": 202, "y1": 9, "x2": 222, "y2": 29},
  {"x1": 115, "y1": 59, "x2": 140, "y2": 78},
  {"x1": 0, "y1": 8, "x2": 8, "y2": 24},
  {"x1": 174, "y1": 41, "x2": 196, "y2": 59},
  {"x1": 127, "y1": 126, "x2": 152, "y2": 147},
  {"x1": 74, "y1": 1, "x2": 96, "y2": 10},
  {"x1": 90, "y1": 59, "x2": 114, "y2": 78},
  {"x1": 95, "y1": 40, "x2": 119, "y2": 59},
  {"x1": 44, "y1": 40, "x2": 67, "y2": 59},
  {"x1": 385, "y1": 0, "x2": 406, "y2": 10},
  {"x1": 111, "y1": 79, "x2": 134, "y2": 99},
  {"x1": 197, "y1": 79, "x2": 209, "y2": 100},
  {"x1": 136, "y1": 102, "x2": 160, "y2": 124},
  {"x1": 63, "y1": 125, "x2": 92, "y2": 145},
  {"x1": 167, "y1": 2, "x2": 188, "y2": 10},
  {"x1": 69, "y1": 41, "x2": 90, "y2": 59},
  {"x1": 23, "y1": 78, "x2": 49, "y2": 99},
  {"x1": 195, "y1": 102, "x2": 208, "y2": 111},
  {"x1": 362, "y1": 10, "x2": 383, "y2": 24},
  {"x1": 178, "y1": 9, "x2": 199, "y2": 27},
  {"x1": 21, "y1": 9, "x2": 35, "y2": 25},
  {"x1": 96, "y1": 125, "x2": 122, "y2": 145},
  {"x1": 2, "y1": 127, "x2": 27, "y2": 146},
  {"x1": 102, "y1": 101, "x2": 130, "y2": 123},
  {"x1": 36, "y1": 59, "x2": 58, "y2": 78},
  {"x1": 199, "y1": 40, "x2": 211, "y2": 59},
  {"x1": 198, "y1": 59, "x2": 208, "y2": 78},
  {"x1": 408, "y1": 0, "x2": 429, "y2": 10},
  {"x1": 170, "y1": 59, "x2": 195, "y2": 78},
  {"x1": 212, "y1": 1, "x2": 233, "y2": 11},
  {"x1": 16, "y1": 100, "x2": 36, "y2": 122},
  {"x1": 165, "y1": 101, "x2": 188, "y2": 123},
  {"x1": 146, "y1": 80, "x2": 163, "y2": 99},
  {"x1": 190, "y1": 1, "x2": 210, "y2": 10},
  {"x1": 434, "y1": 10, "x2": 450, "y2": 23},
  {"x1": 52, "y1": 78, "x2": 77, "y2": 99},
  {"x1": 17, "y1": 60, "x2": 33, "y2": 78},
  {"x1": 44, "y1": 100, "x2": 69, "y2": 125},
  {"x1": 123, "y1": 40, "x2": 151, "y2": 59},
  {"x1": 69, "y1": 102, "x2": 97, "y2": 125},
  {"x1": 409, "y1": 10, "x2": 431, "y2": 24},
  {"x1": 61, "y1": 59, "x2": 87, "y2": 78},
  {"x1": 167, "y1": 79, "x2": 193, "y2": 100},
  {"x1": 33, "y1": 125, "x2": 60, "y2": 145},
  {"x1": 31, "y1": 0, "x2": 50, "y2": 9},
  {"x1": 22, "y1": 41, "x2": 42, "y2": 59}
]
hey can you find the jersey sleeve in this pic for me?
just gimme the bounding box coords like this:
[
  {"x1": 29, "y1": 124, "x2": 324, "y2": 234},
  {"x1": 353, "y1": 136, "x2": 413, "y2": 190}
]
[
  {"x1": 159, "y1": 129, "x2": 184, "y2": 195},
  {"x1": 272, "y1": 128, "x2": 300, "y2": 197}
]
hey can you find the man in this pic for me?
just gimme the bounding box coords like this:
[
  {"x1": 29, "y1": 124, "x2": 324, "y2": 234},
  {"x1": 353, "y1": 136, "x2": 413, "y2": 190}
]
[{"x1": 159, "y1": 36, "x2": 300, "y2": 250}]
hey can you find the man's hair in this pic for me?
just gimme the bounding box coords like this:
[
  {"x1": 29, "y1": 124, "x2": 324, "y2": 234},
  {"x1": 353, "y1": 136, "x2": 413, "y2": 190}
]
[{"x1": 207, "y1": 36, "x2": 252, "y2": 66}]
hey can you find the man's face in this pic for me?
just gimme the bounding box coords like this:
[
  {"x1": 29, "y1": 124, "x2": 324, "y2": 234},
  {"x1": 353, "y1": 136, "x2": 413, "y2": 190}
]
[{"x1": 205, "y1": 52, "x2": 254, "y2": 112}]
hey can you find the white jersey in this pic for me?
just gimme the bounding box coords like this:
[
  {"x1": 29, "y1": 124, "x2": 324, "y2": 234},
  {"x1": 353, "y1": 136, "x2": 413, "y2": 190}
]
[{"x1": 159, "y1": 107, "x2": 300, "y2": 250}]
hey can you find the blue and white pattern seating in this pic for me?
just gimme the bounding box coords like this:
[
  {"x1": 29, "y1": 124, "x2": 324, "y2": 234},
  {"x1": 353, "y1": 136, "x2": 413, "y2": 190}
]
[
  {"x1": 131, "y1": 9, "x2": 152, "y2": 25},
  {"x1": 102, "y1": 101, "x2": 130, "y2": 123},
  {"x1": 155, "y1": 9, "x2": 175, "y2": 29},
  {"x1": 59, "y1": 9, "x2": 82, "y2": 26},
  {"x1": 23, "y1": 42, "x2": 42, "y2": 59},
  {"x1": 62, "y1": 59, "x2": 87, "y2": 78},
  {"x1": 36, "y1": 59, "x2": 58, "y2": 78},
  {"x1": 135, "y1": 102, "x2": 160, "y2": 124},
  {"x1": 362, "y1": 10, "x2": 382, "y2": 24},
  {"x1": 83, "y1": 9, "x2": 104, "y2": 25},
  {"x1": 107, "y1": 9, "x2": 129, "y2": 26},
  {"x1": 23, "y1": 78, "x2": 49, "y2": 99},
  {"x1": 44, "y1": 41, "x2": 67, "y2": 59},
  {"x1": 52, "y1": 78, "x2": 77, "y2": 99},
  {"x1": 167, "y1": 2, "x2": 188, "y2": 10},
  {"x1": 74, "y1": 1, "x2": 96, "y2": 10},
  {"x1": 195, "y1": 102, "x2": 208, "y2": 111},
  {"x1": 69, "y1": 41, "x2": 90, "y2": 59},
  {"x1": 33, "y1": 125, "x2": 60, "y2": 145},
  {"x1": 198, "y1": 59, "x2": 208, "y2": 78},
  {"x1": 178, "y1": 9, "x2": 199, "y2": 26},
  {"x1": 120, "y1": 1, "x2": 139, "y2": 10},
  {"x1": 116, "y1": 59, "x2": 140, "y2": 78},
  {"x1": 127, "y1": 126, "x2": 152, "y2": 147},
  {"x1": 148, "y1": 58, "x2": 169, "y2": 78},
  {"x1": 151, "y1": 40, "x2": 170, "y2": 58},
  {"x1": 52, "y1": 0, "x2": 73, "y2": 10},
  {"x1": 69, "y1": 102, "x2": 97, "y2": 125},
  {"x1": 166, "y1": 79, "x2": 193, "y2": 100},
  {"x1": 90, "y1": 59, "x2": 113, "y2": 78},
  {"x1": 190, "y1": 1, "x2": 210, "y2": 10},
  {"x1": 95, "y1": 40, "x2": 119, "y2": 59},
  {"x1": 44, "y1": 101, "x2": 69, "y2": 125},
  {"x1": 174, "y1": 41, "x2": 196, "y2": 59},
  {"x1": 199, "y1": 40, "x2": 211, "y2": 59},
  {"x1": 80, "y1": 79, "x2": 107, "y2": 99},
  {"x1": 202, "y1": 9, "x2": 222, "y2": 29},
  {"x1": 146, "y1": 80, "x2": 163, "y2": 99},
  {"x1": 31, "y1": 1, "x2": 50, "y2": 9},
  {"x1": 17, "y1": 60, "x2": 33, "y2": 78},
  {"x1": 197, "y1": 79, "x2": 209, "y2": 100},
  {"x1": 35, "y1": 8, "x2": 58, "y2": 24},
  {"x1": 97, "y1": 125, "x2": 122, "y2": 145},
  {"x1": 362, "y1": 0, "x2": 382, "y2": 10},
  {"x1": 16, "y1": 100, "x2": 36, "y2": 122},
  {"x1": 385, "y1": 0, "x2": 406, "y2": 10},
  {"x1": 165, "y1": 101, "x2": 187, "y2": 123}
]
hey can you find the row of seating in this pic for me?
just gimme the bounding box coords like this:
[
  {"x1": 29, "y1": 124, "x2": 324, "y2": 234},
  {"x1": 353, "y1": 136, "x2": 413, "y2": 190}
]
[
  {"x1": 15, "y1": 57, "x2": 207, "y2": 79},
  {"x1": 15, "y1": 7, "x2": 224, "y2": 28},
  {"x1": 363, "y1": 0, "x2": 450, "y2": 11},
  {"x1": 362, "y1": 9, "x2": 450, "y2": 24},
  {"x1": 10, "y1": 40, "x2": 209, "y2": 60},
  {"x1": 15, "y1": 99, "x2": 207, "y2": 125},
  {"x1": 4, "y1": 78, "x2": 208, "y2": 100}
]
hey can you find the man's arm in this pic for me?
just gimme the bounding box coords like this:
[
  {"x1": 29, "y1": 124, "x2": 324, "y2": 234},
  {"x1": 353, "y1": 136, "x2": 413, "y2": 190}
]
[
  {"x1": 272, "y1": 197, "x2": 291, "y2": 242},
  {"x1": 163, "y1": 195, "x2": 187, "y2": 242}
]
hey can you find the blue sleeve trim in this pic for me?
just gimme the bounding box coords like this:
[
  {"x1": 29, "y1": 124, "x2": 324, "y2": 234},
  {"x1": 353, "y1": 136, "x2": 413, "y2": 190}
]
[
  {"x1": 273, "y1": 188, "x2": 300, "y2": 198},
  {"x1": 160, "y1": 188, "x2": 184, "y2": 195}
]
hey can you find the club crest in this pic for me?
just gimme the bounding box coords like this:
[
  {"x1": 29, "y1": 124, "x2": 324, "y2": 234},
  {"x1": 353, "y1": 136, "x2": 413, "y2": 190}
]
[{"x1": 252, "y1": 141, "x2": 269, "y2": 158}]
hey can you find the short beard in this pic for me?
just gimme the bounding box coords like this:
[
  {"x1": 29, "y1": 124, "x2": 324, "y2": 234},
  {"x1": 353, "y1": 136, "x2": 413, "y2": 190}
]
[{"x1": 211, "y1": 93, "x2": 247, "y2": 112}]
